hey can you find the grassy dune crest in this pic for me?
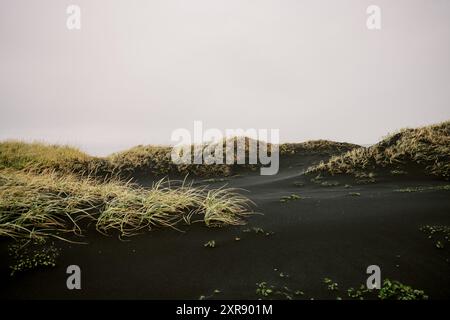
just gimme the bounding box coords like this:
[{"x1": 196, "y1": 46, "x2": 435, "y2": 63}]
[
  {"x1": 0, "y1": 138, "x2": 357, "y2": 178},
  {"x1": 0, "y1": 141, "x2": 108, "y2": 175},
  {"x1": 279, "y1": 140, "x2": 359, "y2": 155},
  {"x1": 307, "y1": 121, "x2": 450, "y2": 179},
  {"x1": 0, "y1": 169, "x2": 253, "y2": 240},
  {"x1": 108, "y1": 144, "x2": 234, "y2": 176},
  {"x1": 109, "y1": 137, "x2": 358, "y2": 177}
]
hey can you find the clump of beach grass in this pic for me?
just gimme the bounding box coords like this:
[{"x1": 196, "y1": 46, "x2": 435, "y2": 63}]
[
  {"x1": 306, "y1": 121, "x2": 450, "y2": 179},
  {"x1": 0, "y1": 169, "x2": 254, "y2": 241}
]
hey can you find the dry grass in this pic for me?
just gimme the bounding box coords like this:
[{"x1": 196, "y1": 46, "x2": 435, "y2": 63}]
[
  {"x1": 0, "y1": 138, "x2": 358, "y2": 178},
  {"x1": 307, "y1": 121, "x2": 450, "y2": 179},
  {"x1": 108, "y1": 144, "x2": 233, "y2": 177},
  {"x1": 279, "y1": 140, "x2": 359, "y2": 156},
  {"x1": 0, "y1": 169, "x2": 253, "y2": 241},
  {"x1": 0, "y1": 140, "x2": 108, "y2": 175},
  {"x1": 109, "y1": 137, "x2": 357, "y2": 177}
]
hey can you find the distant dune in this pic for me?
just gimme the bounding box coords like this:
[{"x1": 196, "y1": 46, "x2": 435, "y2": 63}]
[{"x1": 307, "y1": 121, "x2": 450, "y2": 180}]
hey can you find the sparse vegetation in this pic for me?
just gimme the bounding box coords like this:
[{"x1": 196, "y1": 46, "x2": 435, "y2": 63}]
[
  {"x1": 280, "y1": 194, "x2": 303, "y2": 202},
  {"x1": 318, "y1": 180, "x2": 340, "y2": 187},
  {"x1": 323, "y1": 278, "x2": 339, "y2": 291},
  {"x1": 201, "y1": 178, "x2": 229, "y2": 183},
  {"x1": 347, "y1": 286, "x2": 368, "y2": 300},
  {"x1": 307, "y1": 121, "x2": 450, "y2": 179},
  {"x1": 394, "y1": 185, "x2": 450, "y2": 192},
  {"x1": 204, "y1": 240, "x2": 216, "y2": 248},
  {"x1": 310, "y1": 173, "x2": 342, "y2": 186},
  {"x1": 256, "y1": 282, "x2": 274, "y2": 297},
  {"x1": 344, "y1": 280, "x2": 428, "y2": 300},
  {"x1": 251, "y1": 227, "x2": 265, "y2": 234},
  {"x1": 390, "y1": 169, "x2": 408, "y2": 175},
  {"x1": 255, "y1": 281, "x2": 304, "y2": 300},
  {"x1": 378, "y1": 279, "x2": 428, "y2": 300},
  {"x1": 242, "y1": 226, "x2": 274, "y2": 236},
  {"x1": 354, "y1": 171, "x2": 377, "y2": 184},
  {"x1": 199, "y1": 288, "x2": 221, "y2": 300},
  {"x1": 420, "y1": 225, "x2": 450, "y2": 251},
  {"x1": 8, "y1": 239, "x2": 60, "y2": 276}
]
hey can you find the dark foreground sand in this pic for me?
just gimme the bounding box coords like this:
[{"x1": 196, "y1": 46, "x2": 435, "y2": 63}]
[{"x1": 1, "y1": 153, "x2": 449, "y2": 299}]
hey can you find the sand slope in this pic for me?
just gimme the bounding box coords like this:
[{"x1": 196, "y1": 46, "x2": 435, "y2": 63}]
[{"x1": 1, "y1": 153, "x2": 449, "y2": 299}]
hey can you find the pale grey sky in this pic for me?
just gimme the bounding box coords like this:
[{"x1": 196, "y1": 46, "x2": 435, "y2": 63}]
[{"x1": 1, "y1": 0, "x2": 449, "y2": 155}]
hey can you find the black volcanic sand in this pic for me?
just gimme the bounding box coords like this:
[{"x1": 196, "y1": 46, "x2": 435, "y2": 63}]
[{"x1": 1, "y1": 153, "x2": 450, "y2": 300}]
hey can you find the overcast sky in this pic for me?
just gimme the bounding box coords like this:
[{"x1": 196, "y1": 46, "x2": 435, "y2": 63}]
[{"x1": 1, "y1": 0, "x2": 449, "y2": 155}]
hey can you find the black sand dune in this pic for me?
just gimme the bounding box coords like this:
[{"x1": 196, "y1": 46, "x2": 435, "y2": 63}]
[{"x1": 1, "y1": 152, "x2": 449, "y2": 300}]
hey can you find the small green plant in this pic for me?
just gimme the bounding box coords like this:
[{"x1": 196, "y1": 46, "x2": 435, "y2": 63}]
[
  {"x1": 256, "y1": 282, "x2": 274, "y2": 297},
  {"x1": 280, "y1": 194, "x2": 303, "y2": 202},
  {"x1": 347, "y1": 285, "x2": 369, "y2": 300},
  {"x1": 252, "y1": 227, "x2": 265, "y2": 234},
  {"x1": 320, "y1": 180, "x2": 340, "y2": 187},
  {"x1": 323, "y1": 278, "x2": 339, "y2": 291},
  {"x1": 378, "y1": 279, "x2": 428, "y2": 300},
  {"x1": 242, "y1": 227, "x2": 273, "y2": 236},
  {"x1": 420, "y1": 225, "x2": 450, "y2": 251},
  {"x1": 355, "y1": 171, "x2": 376, "y2": 184},
  {"x1": 256, "y1": 281, "x2": 304, "y2": 300},
  {"x1": 420, "y1": 225, "x2": 450, "y2": 237},
  {"x1": 204, "y1": 240, "x2": 216, "y2": 248},
  {"x1": 294, "y1": 290, "x2": 304, "y2": 296},
  {"x1": 436, "y1": 241, "x2": 444, "y2": 249},
  {"x1": 8, "y1": 239, "x2": 60, "y2": 276},
  {"x1": 345, "y1": 280, "x2": 428, "y2": 300},
  {"x1": 198, "y1": 289, "x2": 221, "y2": 300},
  {"x1": 390, "y1": 169, "x2": 408, "y2": 175}
]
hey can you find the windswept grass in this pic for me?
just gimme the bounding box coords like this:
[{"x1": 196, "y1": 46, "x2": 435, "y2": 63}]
[
  {"x1": 202, "y1": 188, "x2": 254, "y2": 227},
  {"x1": 0, "y1": 169, "x2": 254, "y2": 241},
  {"x1": 307, "y1": 121, "x2": 450, "y2": 179}
]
